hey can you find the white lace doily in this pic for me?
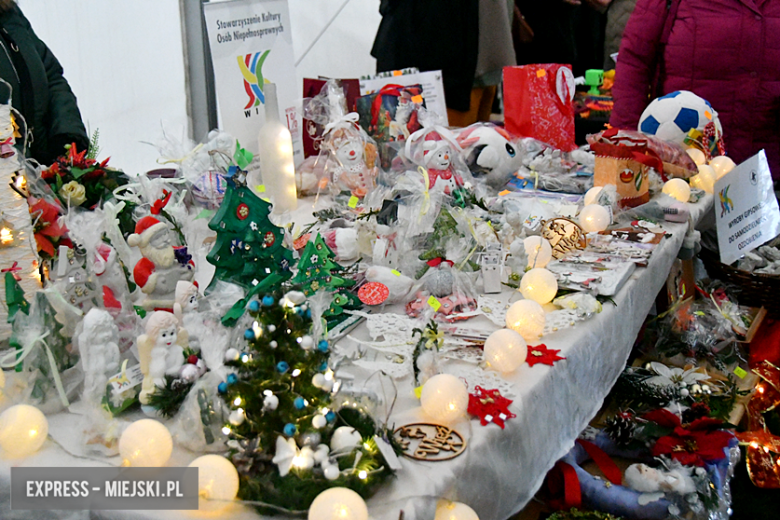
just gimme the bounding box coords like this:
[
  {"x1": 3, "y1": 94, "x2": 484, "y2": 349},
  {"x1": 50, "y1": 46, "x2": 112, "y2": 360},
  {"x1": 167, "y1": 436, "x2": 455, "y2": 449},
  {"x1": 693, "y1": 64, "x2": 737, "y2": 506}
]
[
  {"x1": 477, "y1": 296, "x2": 511, "y2": 327},
  {"x1": 359, "y1": 311, "x2": 419, "y2": 342},
  {"x1": 446, "y1": 365, "x2": 516, "y2": 398}
]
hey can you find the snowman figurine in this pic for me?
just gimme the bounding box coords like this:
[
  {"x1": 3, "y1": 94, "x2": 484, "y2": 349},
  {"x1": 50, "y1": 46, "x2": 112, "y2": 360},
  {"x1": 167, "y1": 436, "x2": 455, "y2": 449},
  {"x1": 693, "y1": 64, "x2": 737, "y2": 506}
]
[
  {"x1": 326, "y1": 126, "x2": 378, "y2": 198},
  {"x1": 422, "y1": 131, "x2": 463, "y2": 196}
]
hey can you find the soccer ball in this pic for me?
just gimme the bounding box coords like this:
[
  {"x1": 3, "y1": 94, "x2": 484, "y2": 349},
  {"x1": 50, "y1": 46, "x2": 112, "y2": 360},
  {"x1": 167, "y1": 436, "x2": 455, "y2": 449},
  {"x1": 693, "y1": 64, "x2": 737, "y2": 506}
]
[{"x1": 638, "y1": 90, "x2": 722, "y2": 145}]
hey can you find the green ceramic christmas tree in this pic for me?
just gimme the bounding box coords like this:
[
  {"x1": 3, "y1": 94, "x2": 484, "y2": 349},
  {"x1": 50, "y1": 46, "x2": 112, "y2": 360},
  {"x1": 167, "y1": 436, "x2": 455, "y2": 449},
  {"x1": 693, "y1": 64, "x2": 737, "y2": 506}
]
[{"x1": 289, "y1": 234, "x2": 361, "y2": 328}]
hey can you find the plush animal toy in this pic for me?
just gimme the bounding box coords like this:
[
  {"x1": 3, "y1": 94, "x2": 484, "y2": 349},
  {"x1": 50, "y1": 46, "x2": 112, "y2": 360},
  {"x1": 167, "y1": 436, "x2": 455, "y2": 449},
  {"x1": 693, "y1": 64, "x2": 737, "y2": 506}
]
[{"x1": 456, "y1": 123, "x2": 523, "y2": 189}]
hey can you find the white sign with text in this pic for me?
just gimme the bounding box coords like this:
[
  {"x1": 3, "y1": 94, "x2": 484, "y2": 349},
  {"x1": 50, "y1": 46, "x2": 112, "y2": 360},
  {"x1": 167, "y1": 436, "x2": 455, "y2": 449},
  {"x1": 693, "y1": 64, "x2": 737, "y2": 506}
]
[
  {"x1": 714, "y1": 150, "x2": 780, "y2": 264},
  {"x1": 204, "y1": 0, "x2": 303, "y2": 165}
]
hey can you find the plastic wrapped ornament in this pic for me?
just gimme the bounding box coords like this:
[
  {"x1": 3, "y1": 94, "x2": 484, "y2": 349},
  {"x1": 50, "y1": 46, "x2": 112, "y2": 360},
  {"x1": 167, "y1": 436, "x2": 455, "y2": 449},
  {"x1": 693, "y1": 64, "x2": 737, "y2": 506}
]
[
  {"x1": 425, "y1": 264, "x2": 455, "y2": 297},
  {"x1": 191, "y1": 171, "x2": 227, "y2": 209}
]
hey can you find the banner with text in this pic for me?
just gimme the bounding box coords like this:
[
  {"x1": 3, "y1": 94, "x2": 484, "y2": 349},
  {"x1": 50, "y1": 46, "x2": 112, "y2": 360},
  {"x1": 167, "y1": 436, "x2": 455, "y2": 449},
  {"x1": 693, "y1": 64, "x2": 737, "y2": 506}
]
[
  {"x1": 714, "y1": 150, "x2": 780, "y2": 264},
  {"x1": 204, "y1": 0, "x2": 303, "y2": 166}
]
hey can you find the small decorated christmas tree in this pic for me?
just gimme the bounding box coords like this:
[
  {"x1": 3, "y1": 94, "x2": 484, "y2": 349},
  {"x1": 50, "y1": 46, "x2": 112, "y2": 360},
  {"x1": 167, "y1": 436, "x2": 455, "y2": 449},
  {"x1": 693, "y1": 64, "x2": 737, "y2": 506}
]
[
  {"x1": 206, "y1": 180, "x2": 294, "y2": 325},
  {"x1": 220, "y1": 291, "x2": 392, "y2": 512},
  {"x1": 289, "y1": 234, "x2": 360, "y2": 328}
]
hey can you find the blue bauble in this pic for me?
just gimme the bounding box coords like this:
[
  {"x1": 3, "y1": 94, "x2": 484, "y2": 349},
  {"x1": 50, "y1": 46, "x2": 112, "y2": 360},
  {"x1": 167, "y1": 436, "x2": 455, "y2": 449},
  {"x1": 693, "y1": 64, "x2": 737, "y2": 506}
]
[
  {"x1": 317, "y1": 340, "x2": 329, "y2": 353},
  {"x1": 262, "y1": 295, "x2": 275, "y2": 307},
  {"x1": 244, "y1": 329, "x2": 255, "y2": 340},
  {"x1": 217, "y1": 382, "x2": 228, "y2": 394},
  {"x1": 320, "y1": 361, "x2": 329, "y2": 372},
  {"x1": 283, "y1": 423, "x2": 297, "y2": 437},
  {"x1": 294, "y1": 397, "x2": 306, "y2": 410},
  {"x1": 276, "y1": 361, "x2": 289, "y2": 373},
  {"x1": 227, "y1": 373, "x2": 238, "y2": 385},
  {"x1": 305, "y1": 309, "x2": 312, "y2": 318},
  {"x1": 248, "y1": 300, "x2": 260, "y2": 312},
  {"x1": 326, "y1": 411, "x2": 336, "y2": 422}
]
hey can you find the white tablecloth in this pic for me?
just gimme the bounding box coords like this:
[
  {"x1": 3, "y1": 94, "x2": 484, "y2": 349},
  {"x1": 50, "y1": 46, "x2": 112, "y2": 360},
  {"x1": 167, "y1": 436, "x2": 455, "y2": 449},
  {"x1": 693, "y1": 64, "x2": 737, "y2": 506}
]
[{"x1": 0, "y1": 196, "x2": 714, "y2": 520}]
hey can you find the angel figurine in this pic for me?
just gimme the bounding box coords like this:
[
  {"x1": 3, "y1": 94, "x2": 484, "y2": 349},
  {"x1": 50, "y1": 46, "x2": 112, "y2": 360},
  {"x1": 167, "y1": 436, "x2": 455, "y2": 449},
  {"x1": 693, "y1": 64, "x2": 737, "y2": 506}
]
[
  {"x1": 78, "y1": 309, "x2": 121, "y2": 407},
  {"x1": 137, "y1": 311, "x2": 189, "y2": 405}
]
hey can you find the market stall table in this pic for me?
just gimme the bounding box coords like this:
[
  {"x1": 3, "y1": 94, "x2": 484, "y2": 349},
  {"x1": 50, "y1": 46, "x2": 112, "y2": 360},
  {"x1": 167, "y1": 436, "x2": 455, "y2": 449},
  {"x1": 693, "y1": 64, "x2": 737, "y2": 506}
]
[{"x1": 0, "y1": 195, "x2": 713, "y2": 520}]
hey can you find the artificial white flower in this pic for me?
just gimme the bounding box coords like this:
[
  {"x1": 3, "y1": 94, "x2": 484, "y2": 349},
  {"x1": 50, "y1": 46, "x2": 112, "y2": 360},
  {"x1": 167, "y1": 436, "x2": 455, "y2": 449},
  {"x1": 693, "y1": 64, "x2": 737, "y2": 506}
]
[
  {"x1": 59, "y1": 180, "x2": 87, "y2": 206},
  {"x1": 645, "y1": 362, "x2": 709, "y2": 388}
]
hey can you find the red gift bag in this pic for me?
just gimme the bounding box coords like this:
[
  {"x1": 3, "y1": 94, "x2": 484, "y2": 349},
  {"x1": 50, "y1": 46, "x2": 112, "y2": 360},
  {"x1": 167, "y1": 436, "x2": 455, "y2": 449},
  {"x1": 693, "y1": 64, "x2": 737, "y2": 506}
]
[{"x1": 503, "y1": 64, "x2": 576, "y2": 151}]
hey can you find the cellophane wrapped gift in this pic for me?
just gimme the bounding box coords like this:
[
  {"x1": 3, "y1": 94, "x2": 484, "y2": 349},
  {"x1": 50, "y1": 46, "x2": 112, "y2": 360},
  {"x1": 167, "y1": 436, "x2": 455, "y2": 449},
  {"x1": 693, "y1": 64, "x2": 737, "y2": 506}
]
[
  {"x1": 356, "y1": 83, "x2": 425, "y2": 169},
  {"x1": 587, "y1": 129, "x2": 698, "y2": 208},
  {"x1": 301, "y1": 79, "x2": 380, "y2": 200},
  {"x1": 503, "y1": 64, "x2": 577, "y2": 152}
]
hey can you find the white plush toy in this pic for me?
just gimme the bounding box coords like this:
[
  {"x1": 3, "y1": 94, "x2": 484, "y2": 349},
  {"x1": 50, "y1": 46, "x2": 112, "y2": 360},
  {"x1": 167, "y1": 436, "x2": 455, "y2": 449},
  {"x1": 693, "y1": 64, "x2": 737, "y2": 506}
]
[
  {"x1": 364, "y1": 265, "x2": 414, "y2": 304},
  {"x1": 456, "y1": 123, "x2": 523, "y2": 189},
  {"x1": 624, "y1": 463, "x2": 697, "y2": 497}
]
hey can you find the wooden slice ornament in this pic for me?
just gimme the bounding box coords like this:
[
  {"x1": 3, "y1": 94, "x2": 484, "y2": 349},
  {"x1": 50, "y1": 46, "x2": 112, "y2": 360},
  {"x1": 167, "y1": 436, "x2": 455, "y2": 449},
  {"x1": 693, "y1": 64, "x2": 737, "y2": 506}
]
[{"x1": 392, "y1": 423, "x2": 466, "y2": 461}]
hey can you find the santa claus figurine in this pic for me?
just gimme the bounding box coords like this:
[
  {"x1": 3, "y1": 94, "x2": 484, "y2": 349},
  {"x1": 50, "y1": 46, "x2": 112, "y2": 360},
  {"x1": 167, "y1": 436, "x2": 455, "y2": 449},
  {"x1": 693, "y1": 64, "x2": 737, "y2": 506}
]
[
  {"x1": 422, "y1": 131, "x2": 463, "y2": 196},
  {"x1": 127, "y1": 216, "x2": 195, "y2": 311}
]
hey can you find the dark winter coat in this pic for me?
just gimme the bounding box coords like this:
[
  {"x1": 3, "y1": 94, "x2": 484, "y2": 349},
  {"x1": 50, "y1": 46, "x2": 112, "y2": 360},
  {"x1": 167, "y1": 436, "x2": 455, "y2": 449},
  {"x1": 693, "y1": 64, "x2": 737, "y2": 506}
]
[
  {"x1": 610, "y1": 0, "x2": 780, "y2": 177},
  {"x1": 371, "y1": 0, "x2": 479, "y2": 112},
  {"x1": 0, "y1": 5, "x2": 88, "y2": 165},
  {"x1": 603, "y1": 0, "x2": 637, "y2": 69}
]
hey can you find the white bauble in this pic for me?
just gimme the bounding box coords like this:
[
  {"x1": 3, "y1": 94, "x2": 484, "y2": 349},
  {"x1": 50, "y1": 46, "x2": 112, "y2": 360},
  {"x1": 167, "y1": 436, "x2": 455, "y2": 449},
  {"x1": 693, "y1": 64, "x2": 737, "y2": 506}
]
[
  {"x1": 119, "y1": 419, "x2": 172, "y2": 467},
  {"x1": 505, "y1": 299, "x2": 546, "y2": 341},
  {"x1": 330, "y1": 426, "x2": 362, "y2": 452},
  {"x1": 662, "y1": 178, "x2": 691, "y2": 203},
  {"x1": 224, "y1": 348, "x2": 240, "y2": 362},
  {"x1": 523, "y1": 236, "x2": 553, "y2": 269},
  {"x1": 0, "y1": 404, "x2": 48, "y2": 458},
  {"x1": 638, "y1": 90, "x2": 721, "y2": 145},
  {"x1": 420, "y1": 374, "x2": 469, "y2": 423},
  {"x1": 188, "y1": 454, "x2": 239, "y2": 512},
  {"x1": 583, "y1": 186, "x2": 603, "y2": 206},
  {"x1": 520, "y1": 268, "x2": 558, "y2": 305},
  {"x1": 313, "y1": 444, "x2": 330, "y2": 463},
  {"x1": 308, "y1": 487, "x2": 368, "y2": 520},
  {"x1": 686, "y1": 148, "x2": 706, "y2": 166},
  {"x1": 179, "y1": 363, "x2": 200, "y2": 382},
  {"x1": 263, "y1": 394, "x2": 279, "y2": 411},
  {"x1": 300, "y1": 335, "x2": 314, "y2": 350},
  {"x1": 322, "y1": 463, "x2": 341, "y2": 481},
  {"x1": 709, "y1": 155, "x2": 736, "y2": 179},
  {"x1": 435, "y1": 500, "x2": 481, "y2": 520},
  {"x1": 484, "y1": 329, "x2": 528, "y2": 373},
  {"x1": 579, "y1": 204, "x2": 610, "y2": 233}
]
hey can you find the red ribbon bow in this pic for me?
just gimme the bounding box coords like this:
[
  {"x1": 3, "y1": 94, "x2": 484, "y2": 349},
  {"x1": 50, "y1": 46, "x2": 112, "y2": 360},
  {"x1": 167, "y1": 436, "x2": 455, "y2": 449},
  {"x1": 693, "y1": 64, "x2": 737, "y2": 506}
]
[
  {"x1": 426, "y1": 258, "x2": 454, "y2": 268},
  {"x1": 150, "y1": 190, "x2": 172, "y2": 215},
  {"x1": 2, "y1": 261, "x2": 21, "y2": 281}
]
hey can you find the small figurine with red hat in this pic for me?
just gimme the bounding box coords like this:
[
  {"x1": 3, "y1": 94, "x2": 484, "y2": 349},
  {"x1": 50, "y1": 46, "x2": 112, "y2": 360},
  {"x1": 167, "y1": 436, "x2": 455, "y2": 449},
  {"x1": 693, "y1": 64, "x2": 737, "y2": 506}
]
[
  {"x1": 422, "y1": 131, "x2": 464, "y2": 196},
  {"x1": 127, "y1": 215, "x2": 195, "y2": 311}
]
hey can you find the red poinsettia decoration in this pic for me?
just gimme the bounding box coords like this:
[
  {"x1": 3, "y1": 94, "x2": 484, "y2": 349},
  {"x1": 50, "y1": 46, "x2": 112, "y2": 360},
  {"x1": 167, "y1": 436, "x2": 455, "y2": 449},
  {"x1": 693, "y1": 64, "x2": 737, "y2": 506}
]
[
  {"x1": 468, "y1": 386, "x2": 516, "y2": 429},
  {"x1": 42, "y1": 143, "x2": 110, "y2": 182},
  {"x1": 526, "y1": 344, "x2": 566, "y2": 367},
  {"x1": 28, "y1": 197, "x2": 70, "y2": 257},
  {"x1": 644, "y1": 409, "x2": 733, "y2": 467}
]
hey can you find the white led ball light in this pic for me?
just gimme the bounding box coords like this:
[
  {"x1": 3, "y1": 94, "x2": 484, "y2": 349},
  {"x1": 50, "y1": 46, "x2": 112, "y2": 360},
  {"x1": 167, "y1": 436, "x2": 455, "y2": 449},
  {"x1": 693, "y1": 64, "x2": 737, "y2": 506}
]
[
  {"x1": 578, "y1": 204, "x2": 611, "y2": 233},
  {"x1": 583, "y1": 186, "x2": 603, "y2": 206},
  {"x1": 691, "y1": 164, "x2": 716, "y2": 194},
  {"x1": 709, "y1": 155, "x2": 736, "y2": 179},
  {"x1": 505, "y1": 299, "x2": 546, "y2": 341},
  {"x1": 308, "y1": 487, "x2": 369, "y2": 520},
  {"x1": 520, "y1": 268, "x2": 558, "y2": 305},
  {"x1": 523, "y1": 236, "x2": 553, "y2": 269},
  {"x1": 188, "y1": 454, "x2": 239, "y2": 512},
  {"x1": 662, "y1": 178, "x2": 691, "y2": 203},
  {"x1": 0, "y1": 404, "x2": 48, "y2": 458},
  {"x1": 686, "y1": 148, "x2": 706, "y2": 166},
  {"x1": 420, "y1": 374, "x2": 469, "y2": 423},
  {"x1": 435, "y1": 500, "x2": 481, "y2": 520},
  {"x1": 484, "y1": 329, "x2": 528, "y2": 373},
  {"x1": 119, "y1": 419, "x2": 173, "y2": 467}
]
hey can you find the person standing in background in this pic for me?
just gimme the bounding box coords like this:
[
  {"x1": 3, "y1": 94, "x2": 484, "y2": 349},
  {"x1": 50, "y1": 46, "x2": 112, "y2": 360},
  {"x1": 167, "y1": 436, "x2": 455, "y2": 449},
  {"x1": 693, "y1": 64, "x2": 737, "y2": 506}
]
[
  {"x1": 371, "y1": 0, "x2": 516, "y2": 127},
  {"x1": 603, "y1": 0, "x2": 638, "y2": 70},
  {"x1": 610, "y1": 0, "x2": 780, "y2": 178},
  {"x1": 0, "y1": 0, "x2": 88, "y2": 165}
]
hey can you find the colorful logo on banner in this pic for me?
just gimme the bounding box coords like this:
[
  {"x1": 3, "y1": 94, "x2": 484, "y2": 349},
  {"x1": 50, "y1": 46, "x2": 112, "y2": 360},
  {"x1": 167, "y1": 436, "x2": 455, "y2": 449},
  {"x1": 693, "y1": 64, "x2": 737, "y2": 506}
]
[
  {"x1": 237, "y1": 50, "x2": 270, "y2": 110},
  {"x1": 719, "y1": 185, "x2": 733, "y2": 216}
]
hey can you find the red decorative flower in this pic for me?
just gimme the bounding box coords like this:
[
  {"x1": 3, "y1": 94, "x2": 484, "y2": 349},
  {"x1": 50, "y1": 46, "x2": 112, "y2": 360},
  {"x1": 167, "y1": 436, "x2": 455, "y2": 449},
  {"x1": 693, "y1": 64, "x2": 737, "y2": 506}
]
[
  {"x1": 28, "y1": 197, "x2": 69, "y2": 257},
  {"x1": 644, "y1": 409, "x2": 733, "y2": 467},
  {"x1": 526, "y1": 344, "x2": 566, "y2": 367}
]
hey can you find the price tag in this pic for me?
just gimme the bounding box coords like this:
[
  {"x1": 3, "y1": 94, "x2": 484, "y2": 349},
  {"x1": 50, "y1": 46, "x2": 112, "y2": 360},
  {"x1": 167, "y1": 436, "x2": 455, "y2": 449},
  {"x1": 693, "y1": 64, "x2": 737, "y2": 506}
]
[
  {"x1": 255, "y1": 184, "x2": 266, "y2": 193},
  {"x1": 107, "y1": 361, "x2": 144, "y2": 395},
  {"x1": 373, "y1": 435, "x2": 403, "y2": 470},
  {"x1": 427, "y1": 295, "x2": 441, "y2": 312},
  {"x1": 411, "y1": 95, "x2": 423, "y2": 104},
  {"x1": 734, "y1": 366, "x2": 748, "y2": 379},
  {"x1": 392, "y1": 70, "x2": 403, "y2": 76},
  {"x1": 414, "y1": 385, "x2": 423, "y2": 399},
  {"x1": 694, "y1": 311, "x2": 706, "y2": 316},
  {"x1": 498, "y1": 190, "x2": 510, "y2": 196},
  {"x1": 348, "y1": 196, "x2": 359, "y2": 208},
  {"x1": 391, "y1": 269, "x2": 401, "y2": 276}
]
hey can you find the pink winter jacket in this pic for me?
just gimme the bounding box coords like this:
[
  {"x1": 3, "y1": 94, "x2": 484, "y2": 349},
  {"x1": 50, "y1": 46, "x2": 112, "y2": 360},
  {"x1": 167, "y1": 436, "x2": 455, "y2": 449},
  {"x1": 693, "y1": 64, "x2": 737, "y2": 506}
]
[{"x1": 610, "y1": 0, "x2": 780, "y2": 179}]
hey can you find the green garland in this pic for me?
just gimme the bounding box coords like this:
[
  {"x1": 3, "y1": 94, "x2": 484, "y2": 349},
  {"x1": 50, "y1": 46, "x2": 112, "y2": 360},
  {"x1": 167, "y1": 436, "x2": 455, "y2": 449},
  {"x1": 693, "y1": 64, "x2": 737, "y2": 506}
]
[
  {"x1": 146, "y1": 376, "x2": 194, "y2": 418},
  {"x1": 546, "y1": 509, "x2": 624, "y2": 520}
]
